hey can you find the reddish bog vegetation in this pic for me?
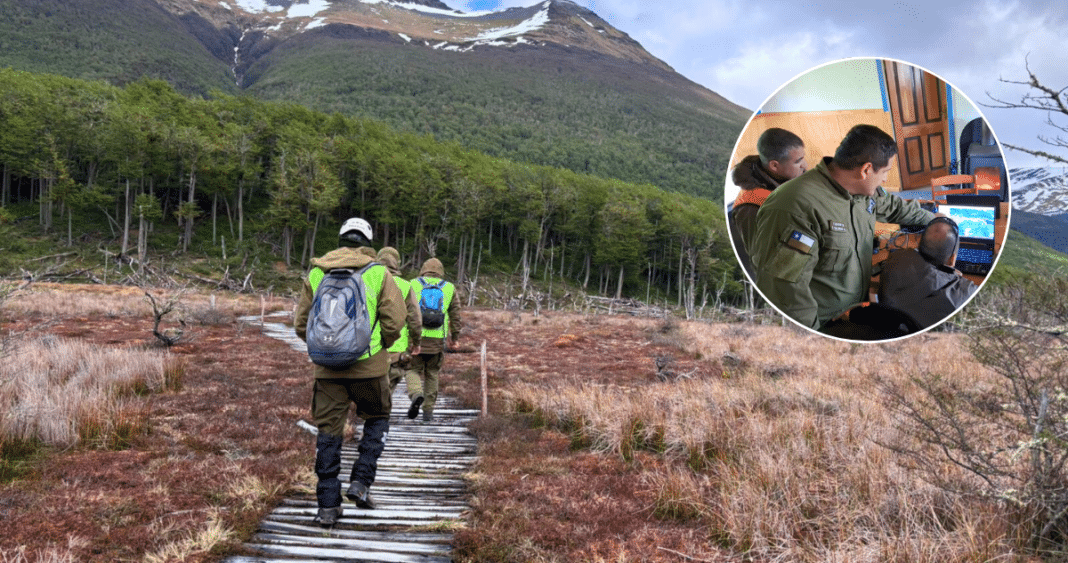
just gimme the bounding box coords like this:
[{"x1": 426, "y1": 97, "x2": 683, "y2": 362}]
[{"x1": 1, "y1": 294, "x2": 716, "y2": 562}]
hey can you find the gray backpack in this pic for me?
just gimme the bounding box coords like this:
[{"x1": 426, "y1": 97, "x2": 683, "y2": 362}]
[{"x1": 306, "y1": 264, "x2": 377, "y2": 369}]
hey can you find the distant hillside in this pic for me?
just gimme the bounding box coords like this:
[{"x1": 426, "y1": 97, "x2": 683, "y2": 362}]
[
  {"x1": 0, "y1": 0, "x2": 748, "y2": 201},
  {"x1": 0, "y1": 0, "x2": 235, "y2": 95},
  {"x1": 242, "y1": 23, "x2": 744, "y2": 199},
  {"x1": 991, "y1": 227, "x2": 1068, "y2": 286},
  {"x1": 1006, "y1": 209, "x2": 1068, "y2": 257}
]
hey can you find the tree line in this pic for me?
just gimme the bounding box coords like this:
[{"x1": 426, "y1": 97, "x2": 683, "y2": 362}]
[{"x1": 0, "y1": 68, "x2": 745, "y2": 314}]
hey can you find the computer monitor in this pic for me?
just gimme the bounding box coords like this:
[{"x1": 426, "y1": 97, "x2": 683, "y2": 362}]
[
  {"x1": 943, "y1": 194, "x2": 1002, "y2": 218},
  {"x1": 938, "y1": 204, "x2": 996, "y2": 241}
]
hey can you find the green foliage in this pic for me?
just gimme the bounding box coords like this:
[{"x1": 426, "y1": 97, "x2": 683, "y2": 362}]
[
  {"x1": 241, "y1": 32, "x2": 746, "y2": 201},
  {"x1": 0, "y1": 69, "x2": 745, "y2": 305},
  {"x1": 0, "y1": 438, "x2": 45, "y2": 483},
  {"x1": 0, "y1": 0, "x2": 235, "y2": 96},
  {"x1": 988, "y1": 229, "x2": 1068, "y2": 287}
]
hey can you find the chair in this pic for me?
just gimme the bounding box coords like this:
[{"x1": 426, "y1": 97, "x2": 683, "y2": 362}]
[{"x1": 930, "y1": 174, "x2": 978, "y2": 202}]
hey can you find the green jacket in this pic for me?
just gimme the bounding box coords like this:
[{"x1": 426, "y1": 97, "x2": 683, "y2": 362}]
[
  {"x1": 751, "y1": 158, "x2": 935, "y2": 329},
  {"x1": 377, "y1": 246, "x2": 422, "y2": 358},
  {"x1": 293, "y1": 247, "x2": 405, "y2": 379},
  {"x1": 410, "y1": 257, "x2": 463, "y2": 355}
]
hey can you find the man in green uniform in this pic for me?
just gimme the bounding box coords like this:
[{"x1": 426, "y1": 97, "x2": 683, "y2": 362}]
[
  {"x1": 751, "y1": 124, "x2": 936, "y2": 331},
  {"x1": 377, "y1": 246, "x2": 422, "y2": 400},
  {"x1": 405, "y1": 258, "x2": 463, "y2": 423},
  {"x1": 294, "y1": 217, "x2": 406, "y2": 526},
  {"x1": 729, "y1": 127, "x2": 808, "y2": 281}
]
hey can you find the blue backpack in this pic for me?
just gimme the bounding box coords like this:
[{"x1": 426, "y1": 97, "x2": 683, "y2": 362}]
[
  {"x1": 418, "y1": 277, "x2": 446, "y2": 329},
  {"x1": 306, "y1": 264, "x2": 377, "y2": 369}
]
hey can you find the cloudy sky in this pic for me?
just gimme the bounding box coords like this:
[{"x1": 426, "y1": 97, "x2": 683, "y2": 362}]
[{"x1": 442, "y1": 0, "x2": 1068, "y2": 171}]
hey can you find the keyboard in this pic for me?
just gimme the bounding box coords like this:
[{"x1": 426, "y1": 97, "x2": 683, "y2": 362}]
[
  {"x1": 956, "y1": 245, "x2": 993, "y2": 275},
  {"x1": 957, "y1": 246, "x2": 993, "y2": 264}
]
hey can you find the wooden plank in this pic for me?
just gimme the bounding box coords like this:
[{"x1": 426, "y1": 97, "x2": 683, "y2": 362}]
[
  {"x1": 230, "y1": 315, "x2": 479, "y2": 563},
  {"x1": 257, "y1": 521, "x2": 453, "y2": 543},
  {"x1": 241, "y1": 543, "x2": 453, "y2": 563},
  {"x1": 252, "y1": 532, "x2": 449, "y2": 555},
  {"x1": 270, "y1": 506, "x2": 466, "y2": 520}
]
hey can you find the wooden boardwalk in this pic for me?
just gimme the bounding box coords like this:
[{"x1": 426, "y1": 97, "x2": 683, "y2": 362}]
[{"x1": 228, "y1": 315, "x2": 480, "y2": 563}]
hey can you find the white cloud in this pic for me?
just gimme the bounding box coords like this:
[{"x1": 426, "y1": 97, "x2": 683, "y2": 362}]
[{"x1": 438, "y1": 0, "x2": 1068, "y2": 167}]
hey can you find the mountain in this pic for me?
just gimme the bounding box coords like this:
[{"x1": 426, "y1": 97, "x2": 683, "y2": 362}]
[
  {"x1": 1009, "y1": 166, "x2": 1068, "y2": 215},
  {"x1": 1007, "y1": 167, "x2": 1068, "y2": 257},
  {"x1": 0, "y1": 0, "x2": 749, "y2": 200}
]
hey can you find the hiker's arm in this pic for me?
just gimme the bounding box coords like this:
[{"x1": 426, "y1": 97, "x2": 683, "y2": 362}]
[
  {"x1": 377, "y1": 273, "x2": 405, "y2": 350},
  {"x1": 447, "y1": 283, "x2": 463, "y2": 342},
  {"x1": 293, "y1": 279, "x2": 313, "y2": 342}
]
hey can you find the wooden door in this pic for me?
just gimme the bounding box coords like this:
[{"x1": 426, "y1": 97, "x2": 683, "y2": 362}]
[{"x1": 882, "y1": 61, "x2": 950, "y2": 190}]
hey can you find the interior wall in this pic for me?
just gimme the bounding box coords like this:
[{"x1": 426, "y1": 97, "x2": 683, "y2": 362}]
[
  {"x1": 759, "y1": 59, "x2": 885, "y2": 113},
  {"x1": 730, "y1": 109, "x2": 901, "y2": 190}
]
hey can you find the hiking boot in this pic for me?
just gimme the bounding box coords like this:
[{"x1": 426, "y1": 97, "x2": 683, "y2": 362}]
[
  {"x1": 315, "y1": 505, "x2": 343, "y2": 528},
  {"x1": 422, "y1": 409, "x2": 433, "y2": 423},
  {"x1": 346, "y1": 481, "x2": 377, "y2": 509},
  {"x1": 407, "y1": 395, "x2": 424, "y2": 420}
]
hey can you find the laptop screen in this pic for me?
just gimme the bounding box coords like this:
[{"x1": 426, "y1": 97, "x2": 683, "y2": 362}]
[{"x1": 939, "y1": 204, "x2": 996, "y2": 240}]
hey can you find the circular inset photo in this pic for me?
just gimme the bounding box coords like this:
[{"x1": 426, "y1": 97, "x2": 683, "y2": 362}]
[{"x1": 724, "y1": 57, "x2": 1010, "y2": 342}]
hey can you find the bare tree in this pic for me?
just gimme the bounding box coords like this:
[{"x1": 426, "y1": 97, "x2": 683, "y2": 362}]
[
  {"x1": 987, "y1": 57, "x2": 1068, "y2": 165},
  {"x1": 881, "y1": 275, "x2": 1068, "y2": 553},
  {"x1": 144, "y1": 289, "x2": 188, "y2": 347}
]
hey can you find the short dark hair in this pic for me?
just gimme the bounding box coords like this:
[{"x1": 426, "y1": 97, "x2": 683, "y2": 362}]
[
  {"x1": 757, "y1": 128, "x2": 804, "y2": 165},
  {"x1": 833, "y1": 125, "x2": 897, "y2": 171},
  {"x1": 918, "y1": 217, "x2": 959, "y2": 265},
  {"x1": 339, "y1": 231, "x2": 371, "y2": 248}
]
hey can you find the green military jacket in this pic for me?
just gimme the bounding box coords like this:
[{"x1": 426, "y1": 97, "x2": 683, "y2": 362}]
[
  {"x1": 751, "y1": 158, "x2": 935, "y2": 329},
  {"x1": 293, "y1": 247, "x2": 405, "y2": 379}
]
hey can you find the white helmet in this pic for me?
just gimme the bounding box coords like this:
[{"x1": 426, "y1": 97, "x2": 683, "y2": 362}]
[{"x1": 339, "y1": 217, "x2": 373, "y2": 242}]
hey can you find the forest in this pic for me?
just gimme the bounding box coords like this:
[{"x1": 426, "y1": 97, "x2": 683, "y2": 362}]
[{"x1": 0, "y1": 69, "x2": 746, "y2": 314}]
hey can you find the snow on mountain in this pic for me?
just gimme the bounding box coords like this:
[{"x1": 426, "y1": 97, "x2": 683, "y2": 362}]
[
  {"x1": 469, "y1": 4, "x2": 548, "y2": 41},
  {"x1": 1010, "y1": 167, "x2": 1068, "y2": 216}
]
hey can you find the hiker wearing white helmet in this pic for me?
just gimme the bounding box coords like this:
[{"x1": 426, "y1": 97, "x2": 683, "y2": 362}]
[{"x1": 293, "y1": 217, "x2": 405, "y2": 526}]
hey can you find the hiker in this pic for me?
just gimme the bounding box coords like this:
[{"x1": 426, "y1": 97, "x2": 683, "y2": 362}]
[
  {"x1": 293, "y1": 217, "x2": 406, "y2": 526},
  {"x1": 729, "y1": 127, "x2": 808, "y2": 281},
  {"x1": 405, "y1": 257, "x2": 463, "y2": 423},
  {"x1": 377, "y1": 246, "x2": 422, "y2": 395}
]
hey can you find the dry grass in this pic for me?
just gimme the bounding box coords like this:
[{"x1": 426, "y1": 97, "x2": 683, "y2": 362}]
[
  {"x1": 0, "y1": 337, "x2": 167, "y2": 448},
  {"x1": 0, "y1": 286, "x2": 1046, "y2": 562},
  {"x1": 142, "y1": 511, "x2": 234, "y2": 563},
  {"x1": 1, "y1": 282, "x2": 290, "y2": 319},
  {"x1": 0, "y1": 283, "x2": 309, "y2": 562},
  {"x1": 447, "y1": 311, "x2": 1038, "y2": 562}
]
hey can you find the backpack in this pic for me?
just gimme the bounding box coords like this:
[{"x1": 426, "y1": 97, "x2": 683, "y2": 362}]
[
  {"x1": 306, "y1": 264, "x2": 378, "y2": 369},
  {"x1": 418, "y1": 277, "x2": 446, "y2": 329}
]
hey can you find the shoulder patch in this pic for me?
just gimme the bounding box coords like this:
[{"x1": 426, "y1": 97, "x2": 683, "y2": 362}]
[
  {"x1": 867, "y1": 198, "x2": 876, "y2": 214},
  {"x1": 785, "y1": 230, "x2": 815, "y2": 254}
]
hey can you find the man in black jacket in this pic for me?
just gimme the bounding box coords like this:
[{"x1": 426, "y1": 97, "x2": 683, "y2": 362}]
[{"x1": 878, "y1": 217, "x2": 978, "y2": 330}]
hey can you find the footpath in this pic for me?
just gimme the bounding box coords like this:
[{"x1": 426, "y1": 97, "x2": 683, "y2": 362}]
[{"x1": 225, "y1": 314, "x2": 480, "y2": 563}]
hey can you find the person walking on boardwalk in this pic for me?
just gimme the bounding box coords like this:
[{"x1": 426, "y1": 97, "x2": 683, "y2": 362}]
[
  {"x1": 377, "y1": 246, "x2": 422, "y2": 395},
  {"x1": 405, "y1": 257, "x2": 463, "y2": 423},
  {"x1": 293, "y1": 217, "x2": 406, "y2": 526}
]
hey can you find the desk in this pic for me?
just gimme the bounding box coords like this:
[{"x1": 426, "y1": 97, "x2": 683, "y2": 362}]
[{"x1": 873, "y1": 201, "x2": 1009, "y2": 288}]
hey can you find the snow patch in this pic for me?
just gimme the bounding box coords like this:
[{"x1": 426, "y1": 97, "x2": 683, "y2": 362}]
[
  {"x1": 232, "y1": 0, "x2": 284, "y2": 13},
  {"x1": 288, "y1": 0, "x2": 331, "y2": 18},
  {"x1": 468, "y1": 5, "x2": 548, "y2": 41},
  {"x1": 398, "y1": 32, "x2": 411, "y2": 42},
  {"x1": 306, "y1": 17, "x2": 327, "y2": 28}
]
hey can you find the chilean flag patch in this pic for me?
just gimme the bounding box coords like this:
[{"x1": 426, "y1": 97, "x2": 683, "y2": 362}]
[{"x1": 785, "y1": 230, "x2": 815, "y2": 253}]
